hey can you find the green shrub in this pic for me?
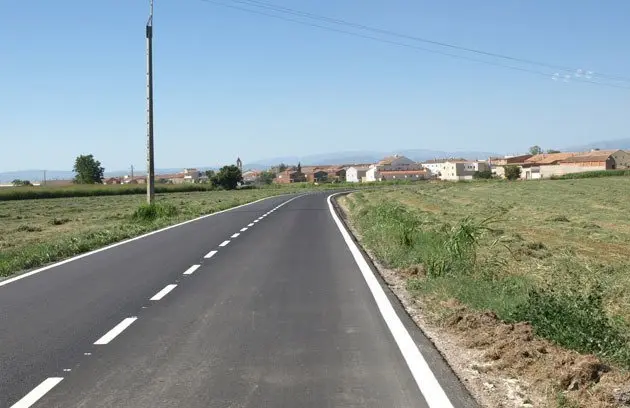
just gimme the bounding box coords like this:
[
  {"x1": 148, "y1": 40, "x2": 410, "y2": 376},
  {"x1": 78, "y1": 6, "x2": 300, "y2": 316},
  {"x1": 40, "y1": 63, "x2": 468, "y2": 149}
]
[
  {"x1": 510, "y1": 285, "x2": 630, "y2": 366},
  {"x1": 132, "y1": 203, "x2": 179, "y2": 222},
  {"x1": 504, "y1": 165, "x2": 522, "y2": 181},
  {"x1": 473, "y1": 170, "x2": 493, "y2": 179}
]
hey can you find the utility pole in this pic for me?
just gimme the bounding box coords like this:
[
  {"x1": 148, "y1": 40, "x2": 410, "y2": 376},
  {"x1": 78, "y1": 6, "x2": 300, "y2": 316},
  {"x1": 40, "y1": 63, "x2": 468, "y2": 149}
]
[
  {"x1": 43, "y1": 170, "x2": 46, "y2": 186},
  {"x1": 131, "y1": 164, "x2": 134, "y2": 181},
  {"x1": 146, "y1": 0, "x2": 155, "y2": 204}
]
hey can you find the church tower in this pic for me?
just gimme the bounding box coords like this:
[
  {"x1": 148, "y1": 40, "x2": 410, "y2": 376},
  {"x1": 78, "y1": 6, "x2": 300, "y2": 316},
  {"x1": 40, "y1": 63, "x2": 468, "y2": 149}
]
[{"x1": 236, "y1": 157, "x2": 243, "y2": 171}]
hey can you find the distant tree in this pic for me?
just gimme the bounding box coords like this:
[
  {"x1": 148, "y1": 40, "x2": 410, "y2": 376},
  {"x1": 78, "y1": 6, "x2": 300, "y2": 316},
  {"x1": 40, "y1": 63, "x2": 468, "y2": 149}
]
[
  {"x1": 73, "y1": 154, "x2": 104, "y2": 184},
  {"x1": 278, "y1": 163, "x2": 288, "y2": 172},
  {"x1": 504, "y1": 165, "x2": 522, "y2": 181},
  {"x1": 213, "y1": 165, "x2": 243, "y2": 190},
  {"x1": 529, "y1": 145, "x2": 543, "y2": 155},
  {"x1": 297, "y1": 162, "x2": 302, "y2": 173},
  {"x1": 546, "y1": 149, "x2": 561, "y2": 154},
  {"x1": 473, "y1": 170, "x2": 493, "y2": 179},
  {"x1": 11, "y1": 179, "x2": 32, "y2": 186},
  {"x1": 258, "y1": 170, "x2": 275, "y2": 185},
  {"x1": 204, "y1": 170, "x2": 216, "y2": 180}
]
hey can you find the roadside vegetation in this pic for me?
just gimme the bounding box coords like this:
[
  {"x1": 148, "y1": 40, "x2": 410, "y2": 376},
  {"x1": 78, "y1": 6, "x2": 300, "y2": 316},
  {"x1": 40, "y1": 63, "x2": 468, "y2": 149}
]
[
  {"x1": 0, "y1": 189, "x2": 294, "y2": 278},
  {"x1": 0, "y1": 179, "x2": 406, "y2": 278},
  {"x1": 339, "y1": 177, "x2": 630, "y2": 407},
  {"x1": 551, "y1": 169, "x2": 630, "y2": 180}
]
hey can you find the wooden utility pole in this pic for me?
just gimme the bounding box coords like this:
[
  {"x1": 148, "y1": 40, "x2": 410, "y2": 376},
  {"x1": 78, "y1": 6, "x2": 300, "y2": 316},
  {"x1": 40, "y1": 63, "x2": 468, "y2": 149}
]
[{"x1": 146, "y1": 0, "x2": 155, "y2": 203}]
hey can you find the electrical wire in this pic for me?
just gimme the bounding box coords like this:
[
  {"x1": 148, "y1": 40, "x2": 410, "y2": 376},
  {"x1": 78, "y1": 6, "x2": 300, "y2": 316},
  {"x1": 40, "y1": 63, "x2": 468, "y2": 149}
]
[
  {"x1": 226, "y1": 0, "x2": 630, "y2": 84},
  {"x1": 198, "y1": 0, "x2": 630, "y2": 90}
]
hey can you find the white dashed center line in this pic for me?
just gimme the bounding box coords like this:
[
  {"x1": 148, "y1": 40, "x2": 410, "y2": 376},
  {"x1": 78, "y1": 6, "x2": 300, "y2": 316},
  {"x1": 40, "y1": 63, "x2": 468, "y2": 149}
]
[
  {"x1": 240, "y1": 227, "x2": 248, "y2": 232},
  {"x1": 94, "y1": 317, "x2": 137, "y2": 345},
  {"x1": 231, "y1": 233, "x2": 240, "y2": 238},
  {"x1": 253, "y1": 220, "x2": 260, "y2": 223},
  {"x1": 204, "y1": 250, "x2": 218, "y2": 259},
  {"x1": 10, "y1": 377, "x2": 64, "y2": 408},
  {"x1": 183, "y1": 264, "x2": 201, "y2": 275},
  {"x1": 248, "y1": 223, "x2": 254, "y2": 227},
  {"x1": 219, "y1": 240, "x2": 230, "y2": 247},
  {"x1": 150, "y1": 284, "x2": 177, "y2": 301}
]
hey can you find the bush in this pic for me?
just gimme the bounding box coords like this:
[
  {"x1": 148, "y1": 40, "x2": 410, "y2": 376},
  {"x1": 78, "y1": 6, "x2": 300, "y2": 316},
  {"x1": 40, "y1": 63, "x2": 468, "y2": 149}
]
[
  {"x1": 504, "y1": 165, "x2": 522, "y2": 181},
  {"x1": 510, "y1": 286, "x2": 630, "y2": 365},
  {"x1": 132, "y1": 203, "x2": 179, "y2": 222},
  {"x1": 473, "y1": 170, "x2": 493, "y2": 179}
]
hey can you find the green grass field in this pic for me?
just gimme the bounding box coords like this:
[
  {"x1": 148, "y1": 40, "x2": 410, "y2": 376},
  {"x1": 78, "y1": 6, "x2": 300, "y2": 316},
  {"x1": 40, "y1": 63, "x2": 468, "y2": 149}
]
[
  {"x1": 0, "y1": 189, "x2": 295, "y2": 278},
  {"x1": 339, "y1": 178, "x2": 630, "y2": 368}
]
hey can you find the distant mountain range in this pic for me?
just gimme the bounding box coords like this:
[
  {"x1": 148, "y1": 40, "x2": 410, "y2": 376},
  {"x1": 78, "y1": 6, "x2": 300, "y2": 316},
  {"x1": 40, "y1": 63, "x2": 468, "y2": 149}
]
[
  {"x1": 564, "y1": 138, "x2": 630, "y2": 152},
  {"x1": 3, "y1": 138, "x2": 629, "y2": 182}
]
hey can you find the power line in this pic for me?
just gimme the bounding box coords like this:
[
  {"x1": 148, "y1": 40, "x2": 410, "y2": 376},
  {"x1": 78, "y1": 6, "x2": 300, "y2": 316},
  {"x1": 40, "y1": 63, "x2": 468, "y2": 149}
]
[
  {"x1": 198, "y1": 0, "x2": 630, "y2": 90},
  {"x1": 225, "y1": 0, "x2": 630, "y2": 84}
]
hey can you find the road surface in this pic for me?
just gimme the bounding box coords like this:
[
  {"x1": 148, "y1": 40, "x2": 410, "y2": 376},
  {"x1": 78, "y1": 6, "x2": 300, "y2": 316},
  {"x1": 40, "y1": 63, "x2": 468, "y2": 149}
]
[{"x1": 0, "y1": 192, "x2": 476, "y2": 408}]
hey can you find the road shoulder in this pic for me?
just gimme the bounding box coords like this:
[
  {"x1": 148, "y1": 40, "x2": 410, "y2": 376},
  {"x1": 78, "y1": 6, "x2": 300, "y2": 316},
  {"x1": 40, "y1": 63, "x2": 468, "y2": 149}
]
[{"x1": 329, "y1": 193, "x2": 479, "y2": 408}]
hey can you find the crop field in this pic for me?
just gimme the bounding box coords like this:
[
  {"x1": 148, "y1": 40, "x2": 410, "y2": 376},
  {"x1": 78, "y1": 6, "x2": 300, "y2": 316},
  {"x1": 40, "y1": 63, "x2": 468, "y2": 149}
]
[
  {"x1": 0, "y1": 189, "x2": 292, "y2": 278},
  {"x1": 340, "y1": 177, "x2": 630, "y2": 366}
]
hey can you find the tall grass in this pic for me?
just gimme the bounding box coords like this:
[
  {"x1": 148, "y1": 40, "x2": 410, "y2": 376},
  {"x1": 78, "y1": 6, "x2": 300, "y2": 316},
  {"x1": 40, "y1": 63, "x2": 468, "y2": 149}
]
[
  {"x1": 343, "y1": 195, "x2": 630, "y2": 367},
  {"x1": 551, "y1": 169, "x2": 630, "y2": 180},
  {"x1": 132, "y1": 203, "x2": 178, "y2": 222}
]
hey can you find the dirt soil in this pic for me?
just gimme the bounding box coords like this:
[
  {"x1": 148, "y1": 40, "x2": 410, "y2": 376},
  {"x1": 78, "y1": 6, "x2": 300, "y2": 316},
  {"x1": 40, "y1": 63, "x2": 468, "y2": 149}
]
[{"x1": 339, "y1": 202, "x2": 630, "y2": 408}]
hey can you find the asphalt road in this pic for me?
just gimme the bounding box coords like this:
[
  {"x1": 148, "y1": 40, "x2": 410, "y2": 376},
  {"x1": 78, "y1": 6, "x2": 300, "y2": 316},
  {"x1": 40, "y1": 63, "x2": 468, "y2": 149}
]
[{"x1": 0, "y1": 192, "x2": 477, "y2": 408}]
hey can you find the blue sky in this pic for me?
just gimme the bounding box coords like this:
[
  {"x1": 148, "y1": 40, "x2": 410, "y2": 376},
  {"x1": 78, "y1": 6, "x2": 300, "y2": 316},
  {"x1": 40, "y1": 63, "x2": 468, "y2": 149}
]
[{"x1": 1, "y1": 0, "x2": 629, "y2": 172}]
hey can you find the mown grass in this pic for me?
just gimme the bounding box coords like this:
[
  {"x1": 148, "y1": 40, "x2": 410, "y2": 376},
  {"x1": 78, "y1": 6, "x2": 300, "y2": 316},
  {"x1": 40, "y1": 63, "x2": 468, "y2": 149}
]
[
  {"x1": 0, "y1": 189, "x2": 295, "y2": 278},
  {"x1": 340, "y1": 177, "x2": 630, "y2": 368}
]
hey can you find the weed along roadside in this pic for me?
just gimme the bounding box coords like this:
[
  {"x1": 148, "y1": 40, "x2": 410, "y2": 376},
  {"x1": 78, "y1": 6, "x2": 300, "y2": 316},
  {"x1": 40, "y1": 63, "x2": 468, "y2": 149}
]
[{"x1": 336, "y1": 178, "x2": 630, "y2": 408}]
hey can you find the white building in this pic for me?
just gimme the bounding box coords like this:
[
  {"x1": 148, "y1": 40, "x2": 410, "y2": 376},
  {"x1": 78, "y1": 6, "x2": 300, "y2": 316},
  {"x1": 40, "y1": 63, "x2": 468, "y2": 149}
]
[
  {"x1": 440, "y1": 161, "x2": 490, "y2": 181},
  {"x1": 346, "y1": 166, "x2": 369, "y2": 183},
  {"x1": 183, "y1": 168, "x2": 202, "y2": 183},
  {"x1": 421, "y1": 159, "x2": 451, "y2": 178},
  {"x1": 365, "y1": 166, "x2": 379, "y2": 182}
]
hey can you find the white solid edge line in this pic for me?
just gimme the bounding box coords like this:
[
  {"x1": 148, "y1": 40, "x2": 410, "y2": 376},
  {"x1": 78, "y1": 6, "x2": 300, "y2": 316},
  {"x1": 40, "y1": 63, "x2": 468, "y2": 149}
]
[
  {"x1": 94, "y1": 317, "x2": 138, "y2": 345},
  {"x1": 10, "y1": 377, "x2": 64, "y2": 408},
  {"x1": 0, "y1": 194, "x2": 297, "y2": 289},
  {"x1": 326, "y1": 193, "x2": 454, "y2": 408},
  {"x1": 231, "y1": 233, "x2": 240, "y2": 238},
  {"x1": 183, "y1": 264, "x2": 201, "y2": 275},
  {"x1": 248, "y1": 223, "x2": 255, "y2": 227},
  {"x1": 240, "y1": 227, "x2": 248, "y2": 232},
  {"x1": 219, "y1": 240, "x2": 230, "y2": 247},
  {"x1": 150, "y1": 284, "x2": 177, "y2": 301},
  {"x1": 204, "y1": 250, "x2": 218, "y2": 259}
]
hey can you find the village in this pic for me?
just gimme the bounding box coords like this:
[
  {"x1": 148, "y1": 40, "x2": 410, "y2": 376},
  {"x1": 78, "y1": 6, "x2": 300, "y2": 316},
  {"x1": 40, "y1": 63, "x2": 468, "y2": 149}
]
[
  {"x1": 7, "y1": 148, "x2": 628, "y2": 188},
  {"x1": 140, "y1": 148, "x2": 630, "y2": 186}
]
